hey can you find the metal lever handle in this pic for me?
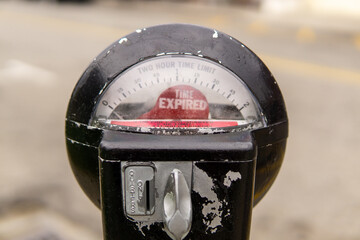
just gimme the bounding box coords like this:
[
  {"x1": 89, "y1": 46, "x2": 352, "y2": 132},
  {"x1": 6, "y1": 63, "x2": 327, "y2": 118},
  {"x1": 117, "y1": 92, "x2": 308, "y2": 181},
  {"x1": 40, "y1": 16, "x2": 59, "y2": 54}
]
[{"x1": 163, "y1": 169, "x2": 192, "y2": 240}]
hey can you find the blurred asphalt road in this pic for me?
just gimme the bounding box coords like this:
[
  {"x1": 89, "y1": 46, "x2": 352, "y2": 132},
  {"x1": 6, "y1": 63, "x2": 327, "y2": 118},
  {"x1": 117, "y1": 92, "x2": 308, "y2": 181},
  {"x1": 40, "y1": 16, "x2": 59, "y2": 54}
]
[{"x1": 0, "y1": 1, "x2": 359, "y2": 240}]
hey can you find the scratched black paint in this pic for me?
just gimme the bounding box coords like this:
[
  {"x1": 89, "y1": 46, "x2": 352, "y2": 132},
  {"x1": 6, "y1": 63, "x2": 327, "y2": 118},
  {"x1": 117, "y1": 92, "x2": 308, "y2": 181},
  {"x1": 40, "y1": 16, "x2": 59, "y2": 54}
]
[{"x1": 99, "y1": 130, "x2": 255, "y2": 240}]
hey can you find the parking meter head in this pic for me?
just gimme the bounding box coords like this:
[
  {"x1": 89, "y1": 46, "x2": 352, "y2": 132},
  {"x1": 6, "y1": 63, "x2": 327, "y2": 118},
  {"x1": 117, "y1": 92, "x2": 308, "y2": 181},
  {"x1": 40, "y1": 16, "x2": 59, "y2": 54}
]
[{"x1": 65, "y1": 24, "x2": 288, "y2": 239}]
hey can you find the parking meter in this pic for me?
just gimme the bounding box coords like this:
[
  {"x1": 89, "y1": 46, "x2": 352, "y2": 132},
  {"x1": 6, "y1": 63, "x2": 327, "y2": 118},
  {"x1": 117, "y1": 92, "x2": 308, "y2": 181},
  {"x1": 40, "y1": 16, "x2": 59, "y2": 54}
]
[{"x1": 65, "y1": 24, "x2": 288, "y2": 240}]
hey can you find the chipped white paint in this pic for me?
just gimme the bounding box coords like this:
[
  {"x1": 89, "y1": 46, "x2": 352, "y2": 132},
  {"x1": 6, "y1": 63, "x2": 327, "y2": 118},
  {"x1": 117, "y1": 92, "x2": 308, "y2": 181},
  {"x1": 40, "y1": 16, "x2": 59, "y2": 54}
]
[
  {"x1": 67, "y1": 119, "x2": 100, "y2": 131},
  {"x1": 212, "y1": 30, "x2": 218, "y2": 38},
  {"x1": 193, "y1": 165, "x2": 224, "y2": 233},
  {"x1": 198, "y1": 128, "x2": 225, "y2": 134},
  {"x1": 135, "y1": 221, "x2": 156, "y2": 236},
  {"x1": 139, "y1": 127, "x2": 151, "y2": 133},
  {"x1": 224, "y1": 208, "x2": 231, "y2": 217},
  {"x1": 119, "y1": 38, "x2": 128, "y2": 44},
  {"x1": 66, "y1": 138, "x2": 96, "y2": 148},
  {"x1": 136, "y1": 29, "x2": 142, "y2": 33},
  {"x1": 241, "y1": 44, "x2": 245, "y2": 48},
  {"x1": 86, "y1": 125, "x2": 99, "y2": 130},
  {"x1": 223, "y1": 171, "x2": 242, "y2": 187}
]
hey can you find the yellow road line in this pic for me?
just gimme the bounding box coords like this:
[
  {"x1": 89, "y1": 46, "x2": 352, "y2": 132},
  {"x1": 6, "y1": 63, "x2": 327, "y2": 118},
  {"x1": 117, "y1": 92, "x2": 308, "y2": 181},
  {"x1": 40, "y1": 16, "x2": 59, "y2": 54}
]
[
  {"x1": 2, "y1": 9, "x2": 359, "y2": 86},
  {"x1": 261, "y1": 55, "x2": 360, "y2": 86},
  {"x1": 248, "y1": 20, "x2": 269, "y2": 35},
  {"x1": 355, "y1": 34, "x2": 360, "y2": 51},
  {"x1": 296, "y1": 27, "x2": 316, "y2": 43},
  {"x1": 206, "y1": 15, "x2": 229, "y2": 29}
]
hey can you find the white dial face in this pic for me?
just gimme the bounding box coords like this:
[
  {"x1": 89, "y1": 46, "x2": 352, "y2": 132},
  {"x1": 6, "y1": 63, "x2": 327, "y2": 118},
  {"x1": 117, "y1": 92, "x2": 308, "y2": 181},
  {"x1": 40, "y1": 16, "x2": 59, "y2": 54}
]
[{"x1": 91, "y1": 55, "x2": 266, "y2": 134}]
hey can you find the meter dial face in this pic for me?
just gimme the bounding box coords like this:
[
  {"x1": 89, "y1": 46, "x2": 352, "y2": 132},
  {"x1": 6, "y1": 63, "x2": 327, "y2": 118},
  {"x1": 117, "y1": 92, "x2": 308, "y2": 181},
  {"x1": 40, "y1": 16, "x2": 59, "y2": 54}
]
[{"x1": 91, "y1": 55, "x2": 266, "y2": 134}]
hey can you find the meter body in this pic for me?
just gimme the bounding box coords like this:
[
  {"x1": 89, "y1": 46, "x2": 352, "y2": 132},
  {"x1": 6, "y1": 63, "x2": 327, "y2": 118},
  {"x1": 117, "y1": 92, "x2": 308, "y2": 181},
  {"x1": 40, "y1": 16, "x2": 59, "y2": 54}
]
[{"x1": 66, "y1": 24, "x2": 288, "y2": 240}]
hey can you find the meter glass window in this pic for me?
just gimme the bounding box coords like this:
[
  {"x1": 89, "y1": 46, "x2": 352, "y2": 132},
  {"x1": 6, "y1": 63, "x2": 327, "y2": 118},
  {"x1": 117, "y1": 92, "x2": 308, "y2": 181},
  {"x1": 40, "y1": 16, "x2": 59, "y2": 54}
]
[{"x1": 91, "y1": 55, "x2": 266, "y2": 134}]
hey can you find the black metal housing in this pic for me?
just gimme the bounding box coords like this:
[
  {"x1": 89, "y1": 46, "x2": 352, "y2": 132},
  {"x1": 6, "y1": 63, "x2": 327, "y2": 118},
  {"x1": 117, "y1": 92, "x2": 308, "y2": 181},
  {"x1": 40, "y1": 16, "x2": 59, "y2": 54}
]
[
  {"x1": 99, "y1": 130, "x2": 256, "y2": 240},
  {"x1": 65, "y1": 24, "x2": 288, "y2": 234}
]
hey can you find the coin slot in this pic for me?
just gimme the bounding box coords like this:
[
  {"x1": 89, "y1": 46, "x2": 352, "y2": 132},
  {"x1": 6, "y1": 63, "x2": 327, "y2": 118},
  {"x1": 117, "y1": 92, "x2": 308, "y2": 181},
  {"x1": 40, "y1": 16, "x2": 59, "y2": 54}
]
[
  {"x1": 124, "y1": 166, "x2": 155, "y2": 216},
  {"x1": 146, "y1": 180, "x2": 150, "y2": 212}
]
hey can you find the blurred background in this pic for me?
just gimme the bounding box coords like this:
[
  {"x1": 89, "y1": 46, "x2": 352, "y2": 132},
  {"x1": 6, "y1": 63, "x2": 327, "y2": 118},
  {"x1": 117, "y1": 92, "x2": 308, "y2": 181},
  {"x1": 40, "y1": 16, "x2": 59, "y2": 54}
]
[{"x1": 0, "y1": 0, "x2": 359, "y2": 239}]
